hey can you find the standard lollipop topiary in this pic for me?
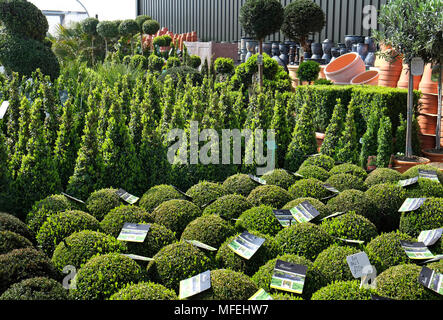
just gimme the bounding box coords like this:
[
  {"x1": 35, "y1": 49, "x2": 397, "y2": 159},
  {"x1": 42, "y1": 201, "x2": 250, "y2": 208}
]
[
  {"x1": 325, "y1": 173, "x2": 366, "y2": 192},
  {"x1": 252, "y1": 254, "x2": 326, "y2": 300},
  {"x1": 188, "y1": 55, "x2": 202, "y2": 69},
  {"x1": 142, "y1": 20, "x2": 160, "y2": 36},
  {"x1": 181, "y1": 215, "x2": 236, "y2": 248},
  {"x1": 296, "y1": 165, "x2": 330, "y2": 181},
  {"x1": 0, "y1": 212, "x2": 34, "y2": 242},
  {"x1": 283, "y1": 197, "x2": 330, "y2": 220},
  {"x1": 300, "y1": 154, "x2": 335, "y2": 171},
  {"x1": 236, "y1": 206, "x2": 282, "y2": 236},
  {"x1": 73, "y1": 253, "x2": 143, "y2": 300},
  {"x1": 366, "y1": 231, "x2": 415, "y2": 273},
  {"x1": 364, "y1": 168, "x2": 403, "y2": 189},
  {"x1": 288, "y1": 178, "x2": 330, "y2": 200},
  {"x1": 399, "y1": 198, "x2": 443, "y2": 237},
  {"x1": 0, "y1": 277, "x2": 68, "y2": 300},
  {"x1": 118, "y1": 19, "x2": 139, "y2": 53},
  {"x1": 223, "y1": 174, "x2": 257, "y2": 197},
  {"x1": 86, "y1": 188, "x2": 122, "y2": 221},
  {"x1": 247, "y1": 185, "x2": 292, "y2": 209},
  {"x1": 329, "y1": 164, "x2": 368, "y2": 181},
  {"x1": 202, "y1": 194, "x2": 252, "y2": 221},
  {"x1": 296, "y1": 60, "x2": 320, "y2": 84},
  {"x1": 325, "y1": 190, "x2": 374, "y2": 223},
  {"x1": 402, "y1": 164, "x2": 443, "y2": 184},
  {"x1": 139, "y1": 185, "x2": 185, "y2": 213},
  {"x1": 311, "y1": 280, "x2": 372, "y2": 300},
  {"x1": 403, "y1": 179, "x2": 443, "y2": 198},
  {"x1": 262, "y1": 169, "x2": 296, "y2": 190},
  {"x1": 97, "y1": 21, "x2": 119, "y2": 55},
  {"x1": 0, "y1": 231, "x2": 33, "y2": 255},
  {"x1": 275, "y1": 223, "x2": 334, "y2": 261},
  {"x1": 186, "y1": 181, "x2": 228, "y2": 208},
  {"x1": 110, "y1": 281, "x2": 178, "y2": 300},
  {"x1": 100, "y1": 205, "x2": 153, "y2": 238},
  {"x1": 320, "y1": 212, "x2": 378, "y2": 243}
]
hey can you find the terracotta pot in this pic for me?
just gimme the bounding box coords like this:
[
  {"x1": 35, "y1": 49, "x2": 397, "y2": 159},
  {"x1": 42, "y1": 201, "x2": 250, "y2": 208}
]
[
  {"x1": 417, "y1": 114, "x2": 441, "y2": 135},
  {"x1": 324, "y1": 52, "x2": 366, "y2": 84},
  {"x1": 350, "y1": 70, "x2": 379, "y2": 85},
  {"x1": 376, "y1": 45, "x2": 402, "y2": 88},
  {"x1": 393, "y1": 157, "x2": 431, "y2": 174},
  {"x1": 191, "y1": 31, "x2": 197, "y2": 42},
  {"x1": 397, "y1": 63, "x2": 422, "y2": 90},
  {"x1": 419, "y1": 133, "x2": 443, "y2": 149},
  {"x1": 419, "y1": 64, "x2": 438, "y2": 95},
  {"x1": 316, "y1": 132, "x2": 325, "y2": 150},
  {"x1": 419, "y1": 94, "x2": 438, "y2": 114},
  {"x1": 422, "y1": 150, "x2": 443, "y2": 163}
]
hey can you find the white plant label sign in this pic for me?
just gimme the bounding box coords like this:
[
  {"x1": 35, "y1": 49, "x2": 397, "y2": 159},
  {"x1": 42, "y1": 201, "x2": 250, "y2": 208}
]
[{"x1": 411, "y1": 57, "x2": 424, "y2": 76}]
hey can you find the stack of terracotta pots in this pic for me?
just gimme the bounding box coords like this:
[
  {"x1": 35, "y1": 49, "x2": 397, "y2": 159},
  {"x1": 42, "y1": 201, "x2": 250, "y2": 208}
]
[
  {"x1": 143, "y1": 28, "x2": 198, "y2": 51},
  {"x1": 376, "y1": 44, "x2": 403, "y2": 87}
]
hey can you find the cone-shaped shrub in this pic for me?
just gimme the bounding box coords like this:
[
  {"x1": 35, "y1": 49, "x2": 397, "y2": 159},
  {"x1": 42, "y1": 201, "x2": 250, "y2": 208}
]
[
  {"x1": 359, "y1": 109, "x2": 380, "y2": 169},
  {"x1": 320, "y1": 99, "x2": 345, "y2": 160},
  {"x1": 376, "y1": 116, "x2": 393, "y2": 168},
  {"x1": 335, "y1": 102, "x2": 359, "y2": 164}
]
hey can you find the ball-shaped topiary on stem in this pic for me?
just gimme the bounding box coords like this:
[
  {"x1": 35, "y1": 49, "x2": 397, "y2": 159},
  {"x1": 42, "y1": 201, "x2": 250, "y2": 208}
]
[
  {"x1": 81, "y1": 17, "x2": 99, "y2": 36},
  {"x1": 247, "y1": 185, "x2": 293, "y2": 209},
  {"x1": 118, "y1": 19, "x2": 139, "y2": 37},
  {"x1": 296, "y1": 60, "x2": 321, "y2": 84},
  {"x1": 142, "y1": 20, "x2": 160, "y2": 35},
  {"x1": 110, "y1": 281, "x2": 177, "y2": 300},
  {"x1": 0, "y1": 277, "x2": 68, "y2": 300},
  {"x1": 236, "y1": 205, "x2": 282, "y2": 236}
]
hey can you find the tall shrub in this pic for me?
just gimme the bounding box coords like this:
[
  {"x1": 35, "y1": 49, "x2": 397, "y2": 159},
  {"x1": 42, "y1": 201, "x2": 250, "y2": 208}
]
[
  {"x1": 359, "y1": 109, "x2": 380, "y2": 169},
  {"x1": 320, "y1": 98, "x2": 345, "y2": 160},
  {"x1": 336, "y1": 101, "x2": 359, "y2": 164},
  {"x1": 377, "y1": 116, "x2": 393, "y2": 168}
]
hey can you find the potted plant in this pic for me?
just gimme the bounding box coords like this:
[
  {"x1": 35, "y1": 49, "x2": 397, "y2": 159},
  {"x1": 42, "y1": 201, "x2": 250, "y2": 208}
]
[{"x1": 296, "y1": 60, "x2": 320, "y2": 85}]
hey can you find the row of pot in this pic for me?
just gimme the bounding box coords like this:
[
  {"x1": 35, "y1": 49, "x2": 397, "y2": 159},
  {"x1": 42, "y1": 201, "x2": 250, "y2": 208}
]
[{"x1": 143, "y1": 27, "x2": 198, "y2": 51}]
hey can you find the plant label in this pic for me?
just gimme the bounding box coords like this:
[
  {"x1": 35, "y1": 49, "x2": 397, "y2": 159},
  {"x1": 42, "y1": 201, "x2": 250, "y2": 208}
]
[
  {"x1": 418, "y1": 169, "x2": 440, "y2": 182},
  {"x1": 185, "y1": 240, "x2": 217, "y2": 252},
  {"x1": 320, "y1": 212, "x2": 346, "y2": 221},
  {"x1": 323, "y1": 184, "x2": 340, "y2": 194},
  {"x1": 400, "y1": 241, "x2": 434, "y2": 260},
  {"x1": 420, "y1": 255, "x2": 443, "y2": 264},
  {"x1": 398, "y1": 176, "x2": 419, "y2": 187},
  {"x1": 123, "y1": 254, "x2": 154, "y2": 262},
  {"x1": 398, "y1": 198, "x2": 426, "y2": 212},
  {"x1": 290, "y1": 201, "x2": 320, "y2": 223},
  {"x1": 117, "y1": 223, "x2": 150, "y2": 243},
  {"x1": 61, "y1": 192, "x2": 85, "y2": 205},
  {"x1": 115, "y1": 189, "x2": 139, "y2": 204},
  {"x1": 172, "y1": 186, "x2": 193, "y2": 200},
  {"x1": 201, "y1": 198, "x2": 217, "y2": 209},
  {"x1": 228, "y1": 231, "x2": 265, "y2": 260},
  {"x1": 248, "y1": 174, "x2": 266, "y2": 185},
  {"x1": 59, "y1": 90, "x2": 69, "y2": 105},
  {"x1": 179, "y1": 270, "x2": 211, "y2": 300},
  {"x1": 273, "y1": 209, "x2": 296, "y2": 227},
  {"x1": 346, "y1": 252, "x2": 372, "y2": 278},
  {"x1": 249, "y1": 289, "x2": 273, "y2": 300},
  {"x1": 270, "y1": 260, "x2": 307, "y2": 294},
  {"x1": 257, "y1": 54, "x2": 264, "y2": 66},
  {"x1": 418, "y1": 228, "x2": 443, "y2": 247},
  {"x1": 411, "y1": 57, "x2": 424, "y2": 76},
  {"x1": 419, "y1": 267, "x2": 443, "y2": 296},
  {"x1": 337, "y1": 238, "x2": 365, "y2": 245},
  {"x1": 0, "y1": 100, "x2": 9, "y2": 119}
]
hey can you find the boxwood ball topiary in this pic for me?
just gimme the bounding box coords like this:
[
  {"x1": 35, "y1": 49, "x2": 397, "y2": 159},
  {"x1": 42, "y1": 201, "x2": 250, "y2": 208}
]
[
  {"x1": 320, "y1": 212, "x2": 378, "y2": 243},
  {"x1": 130, "y1": 54, "x2": 148, "y2": 69},
  {"x1": 36, "y1": 210, "x2": 101, "y2": 256},
  {"x1": 297, "y1": 60, "x2": 321, "y2": 83},
  {"x1": 51, "y1": 230, "x2": 127, "y2": 271},
  {"x1": 364, "y1": 168, "x2": 403, "y2": 189},
  {"x1": 296, "y1": 165, "x2": 330, "y2": 182},
  {"x1": 147, "y1": 241, "x2": 213, "y2": 291},
  {"x1": 313, "y1": 245, "x2": 360, "y2": 285},
  {"x1": 0, "y1": 231, "x2": 33, "y2": 255},
  {"x1": 142, "y1": 19, "x2": 160, "y2": 35},
  {"x1": 325, "y1": 173, "x2": 366, "y2": 192},
  {"x1": 216, "y1": 231, "x2": 280, "y2": 276},
  {"x1": 375, "y1": 264, "x2": 441, "y2": 300},
  {"x1": 148, "y1": 54, "x2": 165, "y2": 72},
  {"x1": 329, "y1": 163, "x2": 368, "y2": 181},
  {"x1": 135, "y1": 15, "x2": 151, "y2": 29},
  {"x1": 139, "y1": 185, "x2": 185, "y2": 213},
  {"x1": 118, "y1": 19, "x2": 139, "y2": 36},
  {"x1": 181, "y1": 215, "x2": 235, "y2": 249},
  {"x1": 288, "y1": 178, "x2": 330, "y2": 200},
  {"x1": 0, "y1": 277, "x2": 68, "y2": 300},
  {"x1": 236, "y1": 205, "x2": 282, "y2": 236},
  {"x1": 0, "y1": 248, "x2": 60, "y2": 294},
  {"x1": 110, "y1": 281, "x2": 177, "y2": 300},
  {"x1": 86, "y1": 188, "x2": 122, "y2": 221},
  {"x1": 0, "y1": 212, "x2": 34, "y2": 242},
  {"x1": 81, "y1": 17, "x2": 99, "y2": 36},
  {"x1": 202, "y1": 194, "x2": 252, "y2": 221},
  {"x1": 247, "y1": 185, "x2": 292, "y2": 209},
  {"x1": 127, "y1": 223, "x2": 176, "y2": 258},
  {"x1": 96, "y1": 21, "x2": 119, "y2": 39},
  {"x1": 399, "y1": 198, "x2": 443, "y2": 237},
  {"x1": 283, "y1": 197, "x2": 331, "y2": 220},
  {"x1": 274, "y1": 223, "x2": 334, "y2": 261},
  {"x1": 150, "y1": 200, "x2": 201, "y2": 236},
  {"x1": 325, "y1": 190, "x2": 374, "y2": 222},
  {"x1": 311, "y1": 280, "x2": 372, "y2": 300},
  {"x1": 186, "y1": 181, "x2": 228, "y2": 208},
  {"x1": 223, "y1": 174, "x2": 257, "y2": 197},
  {"x1": 100, "y1": 205, "x2": 153, "y2": 238},
  {"x1": 73, "y1": 253, "x2": 143, "y2": 300},
  {"x1": 300, "y1": 155, "x2": 335, "y2": 171},
  {"x1": 365, "y1": 231, "x2": 415, "y2": 273},
  {"x1": 402, "y1": 164, "x2": 443, "y2": 184},
  {"x1": 252, "y1": 254, "x2": 326, "y2": 300},
  {"x1": 271, "y1": 292, "x2": 303, "y2": 300},
  {"x1": 194, "y1": 269, "x2": 258, "y2": 300},
  {"x1": 262, "y1": 169, "x2": 296, "y2": 190},
  {"x1": 404, "y1": 179, "x2": 443, "y2": 198}
]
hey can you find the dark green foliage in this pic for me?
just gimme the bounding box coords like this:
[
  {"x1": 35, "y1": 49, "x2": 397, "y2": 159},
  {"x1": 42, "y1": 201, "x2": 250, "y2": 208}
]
[
  {"x1": 0, "y1": 133, "x2": 10, "y2": 210},
  {"x1": 275, "y1": 223, "x2": 334, "y2": 260},
  {"x1": 236, "y1": 205, "x2": 281, "y2": 236},
  {"x1": 96, "y1": 21, "x2": 119, "y2": 39},
  {"x1": 404, "y1": 179, "x2": 443, "y2": 198},
  {"x1": 73, "y1": 253, "x2": 143, "y2": 300},
  {"x1": 147, "y1": 242, "x2": 214, "y2": 291},
  {"x1": 51, "y1": 230, "x2": 127, "y2": 271},
  {"x1": 325, "y1": 190, "x2": 374, "y2": 222},
  {"x1": 300, "y1": 154, "x2": 335, "y2": 171},
  {"x1": 297, "y1": 60, "x2": 320, "y2": 83},
  {"x1": 110, "y1": 281, "x2": 177, "y2": 300},
  {"x1": 100, "y1": 205, "x2": 152, "y2": 237},
  {"x1": 246, "y1": 185, "x2": 292, "y2": 209},
  {"x1": 216, "y1": 231, "x2": 280, "y2": 276},
  {"x1": 325, "y1": 174, "x2": 366, "y2": 192},
  {"x1": 271, "y1": 92, "x2": 292, "y2": 167},
  {"x1": 186, "y1": 181, "x2": 228, "y2": 208},
  {"x1": 142, "y1": 20, "x2": 160, "y2": 35},
  {"x1": 252, "y1": 254, "x2": 326, "y2": 300},
  {"x1": 81, "y1": 18, "x2": 99, "y2": 36},
  {"x1": 376, "y1": 116, "x2": 393, "y2": 168},
  {"x1": 329, "y1": 163, "x2": 368, "y2": 181},
  {"x1": 36, "y1": 210, "x2": 101, "y2": 256},
  {"x1": 150, "y1": 199, "x2": 202, "y2": 236},
  {"x1": 320, "y1": 212, "x2": 378, "y2": 243},
  {"x1": 86, "y1": 188, "x2": 122, "y2": 221},
  {"x1": 135, "y1": 15, "x2": 151, "y2": 29},
  {"x1": 399, "y1": 198, "x2": 443, "y2": 237},
  {"x1": 223, "y1": 174, "x2": 257, "y2": 197},
  {"x1": 271, "y1": 292, "x2": 304, "y2": 300},
  {"x1": 313, "y1": 79, "x2": 333, "y2": 85},
  {"x1": 283, "y1": 197, "x2": 330, "y2": 220},
  {"x1": 311, "y1": 280, "x2": 372, "y2": 300},
  {"x1": 0, "y1": 277, "x2": 68, "y2": 300},
  {"x1": 288, "y1": 178, "x2": 330, "y2": 200},
  {"x1": 262, "y1": 169, "x2": 296, "y2": 190},
  {"x1": 130, "y1": 55, "x2": 148, "y2": 69},
  {"x1": 335, "y1": 102, "x2": 359, "y2": 164},
  {"x1": 118, "y1": 19, "x2": 139, "y2": 36},
  {"x1": 297, "y1": 165, "x2": 330, "y2": 181},
  {"x1": 402, "y1": 164, "x2": 443, "y2": 184},
  {"x1": 139, "y1": 185, "x2": 184, "y2": 213},
  {"x1": 0, "y1": 212, "x2": 34, "y2": 242},
  {"x1": 202, "y1": 194, "x2": 252, "y2": 221},
  {"x1": 166, "y1": 56, "x2": 181, "y2": 69},
  {"x1": 188, "y1": 55, "x2": 201, "y2": 69},
  {"x1": 148, "y1": 54, "x2": 164, "y2": 72},
  {"x1": 366, "y1": 231, "x2": 415, "y2": 273},
  {"x1": 239, "y1": 0, "x2": 284, "y2": 40},
  {"x1": 359, "y1": 109, "x2": 379, "y2": 168},
  {"x1": 158, "y1": 66, "x2": 203, "y2": 86},
  {"x1": 364, "y1": 168, "x2": 402, "y2": 189},
  {"x1": 0, "y1": 231, "x2": 33, "y2": 255},
  {"x1": 214, "y1": 58, "x2": 235, "y2": 75}
]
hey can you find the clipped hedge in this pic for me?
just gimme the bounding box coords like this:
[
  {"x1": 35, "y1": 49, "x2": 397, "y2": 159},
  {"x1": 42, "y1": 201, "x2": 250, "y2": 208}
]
[
  {"x1": 186, "y1": 181, "x2": 228, "y2": 208},
  {"x1": 262, "y1": 169, "x2": 296, "y2": 190},
  {"x1": 100, "y1": 205, "x2": 152, "y2": 238},
  {"x1": 0, "y1": 277, "x2": 67, "y2": 300},
  {"x1": 320, "y1": 212, "x2": 378, "y2": 243},
  {"x1": 202, "y1": 194, "x2": 252, "y2": 221},
  {"x1": 288, "y1": 178, "x2": 330, "y2": 201},
  {"x1": 247, "y1": 185, "x2": 292, "y2": 209},
  {"x1": 86, "y1": 188, "x2": 122, "y2": 221},
  {"x1": 139, "y1": 185, "x2": 185, "y2": 213},
  {"x1": 110, "y1": 281, "x2": 178, "y2": 300},
  {"x1": 223, "y1": 174, "x2": 258, "y2": 197},
  {"x1": 399, "y1": 198, "x2": 443, "y2": 237},
  {"x1": 0, "y1": 230, "x2": 33, "y2": 255},
  {"x1": 236, "y1": 205, "x2": 282, "y2": 236},
  {"x1": 311, "y1": 280, "x2": 372, "y2": 300}
]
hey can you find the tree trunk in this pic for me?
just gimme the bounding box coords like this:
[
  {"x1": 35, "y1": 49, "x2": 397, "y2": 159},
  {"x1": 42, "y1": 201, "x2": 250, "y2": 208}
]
[
  {"x1": 140, "y1": 33, "x2": 144, "y2": 55},
  {"x1": 258, "y1": 39, "x2": 264, "y2": 89},
  {"x1": 405, "y1": 62, "x2": 414, "y2": 158},
  {"x1": 91, "y1": 37, "x2": 95, "y2": 65},
  {"x1": 104, "y1": 38, "x2": 108, "y2": 58},
  {"x1": 436, "y1": 60, "x2": 442, "y2": 150}
]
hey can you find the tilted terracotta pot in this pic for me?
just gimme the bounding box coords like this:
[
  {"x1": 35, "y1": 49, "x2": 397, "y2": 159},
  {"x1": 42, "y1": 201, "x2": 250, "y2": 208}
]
[
  {"x1": 324, "y1": 52, "x2": 366, "y2": 84},
  {"x1": 376, "y1": 45, "x2": 402, "y2": 87}
]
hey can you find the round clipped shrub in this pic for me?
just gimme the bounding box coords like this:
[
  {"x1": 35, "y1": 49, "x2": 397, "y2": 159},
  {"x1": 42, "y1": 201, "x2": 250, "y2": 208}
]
[
  {"x1": 329, "y1": 163, "x2": 368, "y2": 181},
  {"x1": 73, "y1": 253, "x2": 143, "y2": 300},
  {"x1": 186, "y1": 181, "x2": 228, "y2": 208},
  {"x1": 365, "y1": 183, "x2": 407, "y2": 232},
  {"x1": 325, "y1": 190, "x2": 374, "y2": 222},
  {"x1": 142, "y1": 19, "x2": 160, "y2": 35},
  {"x1": 0, "y1": 212, "x2": 34, "y2": 242},
  {"x1": 262, "y1": 169, "x2": 296, "y2": 190},
  {"x1": 375, "y1": 264, "x2": 441, "y2": 300},
  {"x1": 402, "y1": 164, "x2": 443, "y2": 184},
  {"x1": 188, "y1": 55, "x2": 201, "y2": 69},
  {"x1": 288, "y1": 178, "x2": 330, "y2": 200},
  {"x1": 404, "y1": 179, "x2": 443, "y2": 198},
  {"x1": 313, "y1": 245, "x2": 360, "y2": 284},
  {"x1": 0, "y1": 277, "x2": 68, "y2": 300},
  {"x1": 311, "y1": 280, "x2": 372, "y2": 300},
  {"x1": 320, "y1": 212, "x2": 378, "y2": 243},
  {"x1": 139, "y1": 185, "x2": 185, "y2": 213},
  {"x1": 127, "y1": 223, "x2": 176, "y2": 258},
  {"x1": 181, "y1": 215, "x2": 235, "y2": 248},
  {"x1": 223, "y1": 174, "x2": 257, "y2": 197},
  {"x1": 81, "y1": 17, "x2": 99, "y2": 36},
  {"x1": 0, "y1": 248, "x2": 60, "y2": 294},
  {"x1": 130, "y1": 54, "x2": 148, "y2": 69},
  {"x1": 118, "y1": 19, "x2": 139, "y2": 37},
  {"x1": 214, "y1": 57, "x2": 235, "y2": 75},
  {"x1": 110, "y1": 281, "x2": 177, "y2": 300},
  {"x1": 158, "y1": 66, "x2": 203, "y2": 85},
  {"x1": 364, "y1": 168, "x2": 403, "y2": 189},
  {"x1": 202, "y1": 194, "x2": 252, "y2": 220},
  {"x1": 36, "y1": 210, "x2": 101, "y2": 256},
  {"x1": 195, "y1": 269, "x2": 258, "y2": 300},
  {"x1": 399, "y1": 198, "x2": 443, "y2": 237},
  {"x1": 100, "y1": 205, "x2": 152, "y2": 237},
  {"x1": 216, "y1": 231, "x2": 280, "y2": 276},
  {"x1": 297, "y1": 60, "x2": 320, "y2": 83},
  {"x1": 252, "y1": 254, "x2": 326, "y2": 300},
  {"x1": 296, "y1": 165, "x2": 330, "y2": 181},
  {"x1": 51, "y1": 230, "x2": 127, "y2": 271},
  {"x1": 96, "y1": 20, "x2": 119, "y2": 39},
  {"x1": 150, "y1": 200, "x2": 201, "y2": 236},
  {"x1": 236, "y1": 206, "x2": 282, "y2": 236},
  {"x1": 366, "y1": 231, "x2": 415, "y2": 273},
  {"x1": 86, "y1": 188, "x2": 121, "y2": 221},
  {"x1": 0, "y1": 231, "x2": 33, "y2": 254},
  {"x1": 283, "y1": 197, "x2": 330, "y2": 220},
  {"x1": 274, "y1": 223, "x2": 334, "y2": 260},
  {"x1": 148, "y1": 54, "x2": 164, "y2": 72},
  {"x1": 428, "y1": 260, "x2": 443, "y2": 273},
  {"x1": 247, "y1": 185, "x2": 292, "y2": 209},
  {"x1": 166, "y1": 56, "x2": 181, "y2": 69},
  {"x1": 325, "y1": 173, "x2": 366, "y2": 192},
  {"x1": 147, "y1": 242, "x2": 213, "y2": 291},
  {"x1": 300, "y1": 154, "x2": 335, "y2": 171}
]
